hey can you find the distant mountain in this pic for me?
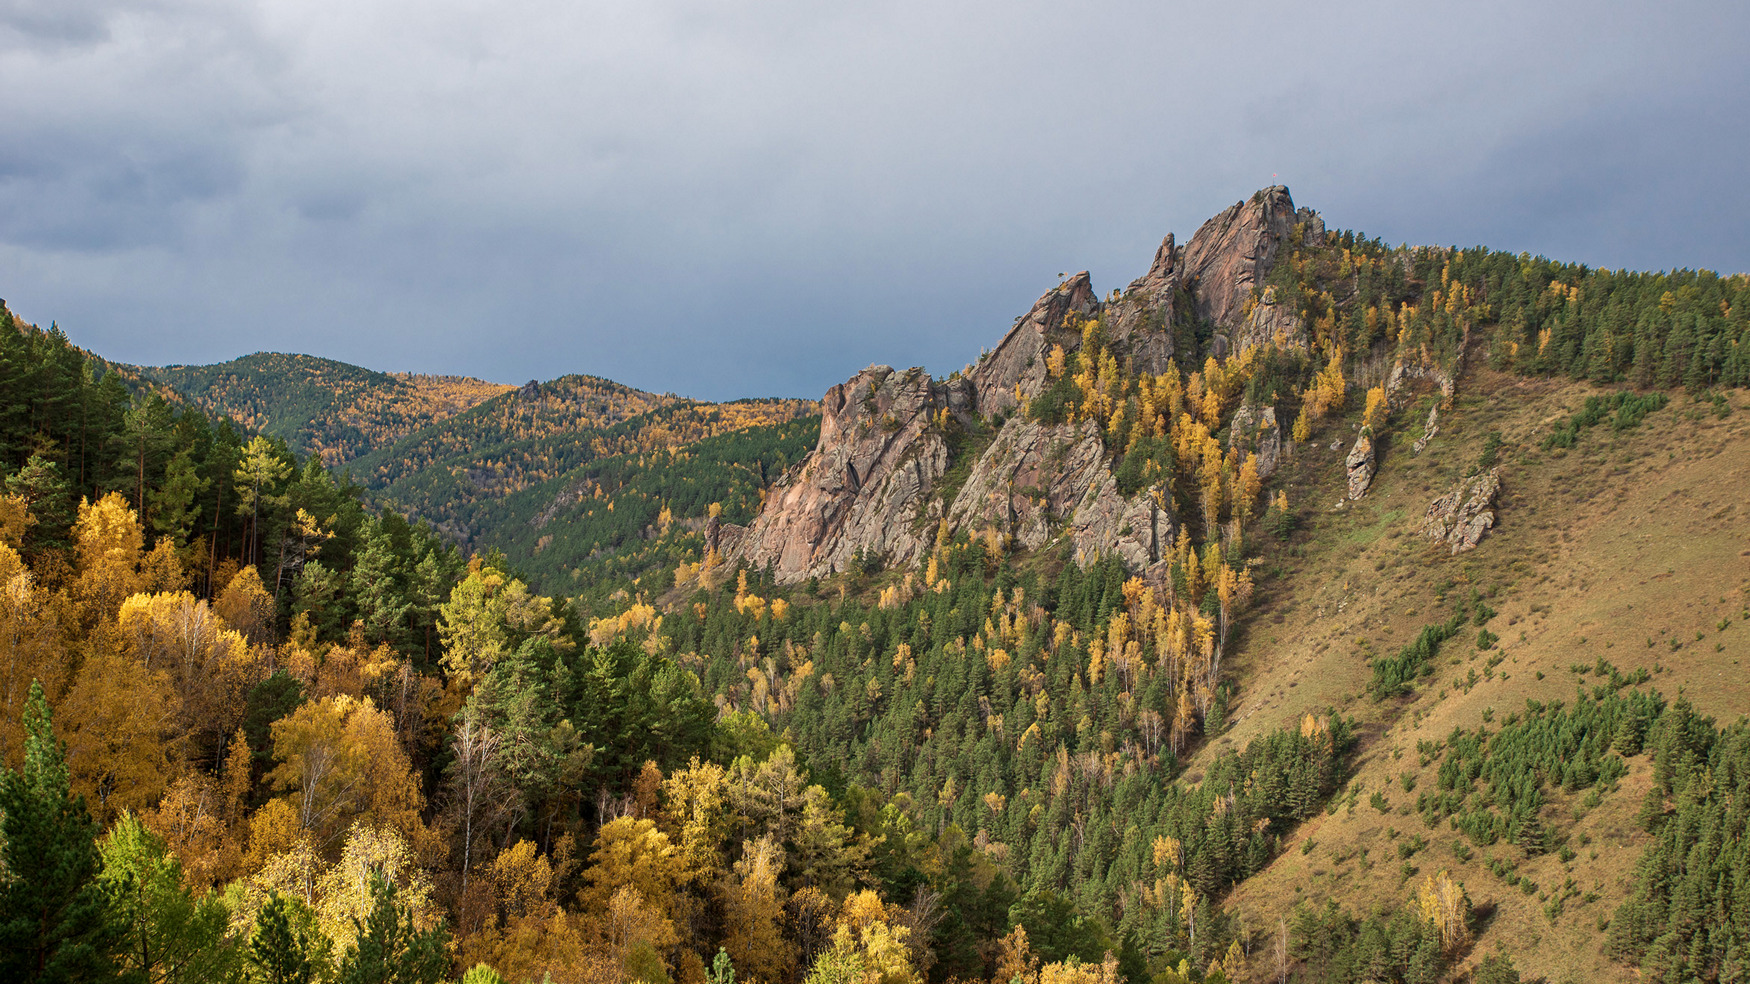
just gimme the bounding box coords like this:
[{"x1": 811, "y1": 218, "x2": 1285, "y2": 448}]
[{"x1": 132, "y1": 352, "x2": 514, "y2": 464}]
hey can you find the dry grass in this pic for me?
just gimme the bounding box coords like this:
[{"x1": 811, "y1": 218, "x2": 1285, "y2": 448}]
[{"x1": 1205, "y1": 373, "x2": 1749, "y2": 983}]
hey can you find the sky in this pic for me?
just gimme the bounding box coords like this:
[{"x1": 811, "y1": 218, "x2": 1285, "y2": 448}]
[{"x1": 2, "y1": 0, "x2": 1746, "y2": 401}]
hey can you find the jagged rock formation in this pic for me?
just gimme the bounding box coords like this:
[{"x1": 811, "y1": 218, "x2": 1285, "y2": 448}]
[
  {"x1": 726, "y1": 366, "x2": 972, "y2": 581},
  {"x1": 1180, "y1": 186, "x2": 1324, "y2": 357},
  {"x1": 1102, "y1": 234, "x2": 1181, "y2": 376},
  {"x1": 1345, "y1": 433, "x2": 1376, "y2": 500},
  {"x1": 969, "y1": 273, "x2": 1098, "y2": 417},
  {"x1": 728, "y1": 187, "x2": 1319, "y2": 583},
  {"x1": 1423, "y1": 468, "x2": 1501, "y2": 552}
]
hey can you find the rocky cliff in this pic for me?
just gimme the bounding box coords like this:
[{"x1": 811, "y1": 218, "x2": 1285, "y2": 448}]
[
  {"x1": 722, "y1": 366, "x2": 974, "y2": 582},
  {"x1": 726, "y1": 187, "x2": 1319, "y2": 583}
]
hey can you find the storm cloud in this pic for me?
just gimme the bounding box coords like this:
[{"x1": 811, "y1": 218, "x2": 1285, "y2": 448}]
[{"x1": 2, "y1": 0, "x2": 1746, "y2": 399}]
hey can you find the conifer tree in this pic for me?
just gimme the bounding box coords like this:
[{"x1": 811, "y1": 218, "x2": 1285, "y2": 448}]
[
  {"x1": 248, "y1": 893, "x2": 320, "y2": 984},
  {"x1": 99, "y1": 812, "x2": 240, "y2": 983},
  {"x1": 335, "y1": 874, "x2": 449, "y2": 984},
  {"x1": 0, "y1": 680, "x2": 123, "y2": 982}
]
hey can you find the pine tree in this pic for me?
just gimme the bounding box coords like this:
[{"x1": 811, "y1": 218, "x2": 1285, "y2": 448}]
[
  {"x1": 351, "y1": 520, "x2": 410, "y2": 645},
  {"x1": 247, "y1": 893, "x2": 321, "y2": 984},
  {"x1": 0, "y1": 680, "x2": 124, "y2": 982},
  {"x1": 99, "y1": 811, "x2": 240, "y2": 983},
  {"x1": 335, "y1": 873, "x2": 449, "y2": 984},
  {"x1": 150, "y1": 447, "x2": 208, "y2": 552}
]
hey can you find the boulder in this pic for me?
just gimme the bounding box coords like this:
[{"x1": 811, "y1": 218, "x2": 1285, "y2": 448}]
[
  {"x1": 1229, "y1": 403, "x2": 1283, "y2": 479},
  {"x1": 1423, "y1": 468, "x2": 1501, "y2": 553},
  {"x1": 1345, "y1": 432, "x2": 1376, "y2": 500}
]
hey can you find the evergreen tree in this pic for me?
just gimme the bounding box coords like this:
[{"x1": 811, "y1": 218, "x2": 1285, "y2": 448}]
[
  {"x1": 150, "y1": 447, "x2": 209, "y2": 551},
  {"x1": 247, "y1": 893, "x2": 322, "y2": 984},
  {"x1": 335, "y1": 873, "x2": 449, "y2": 984},
  {"x1": 99, "y1": 812, "x2": 240, "y2": 984},
  {"x1": 0, "y1": 680, "x2": 124, "y2": 982},
  {"x1": 351, "y1": 519, "x2": 410, "y2": 645}
]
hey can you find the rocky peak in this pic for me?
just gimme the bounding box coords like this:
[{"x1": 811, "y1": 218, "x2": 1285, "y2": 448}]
[
  {"x1": 730, "y1": 187, "x2": 1332, "y2": 585},
  {"x1": 970, "y1": 272, "x2": 1098, "y2": 416},
  {"x1": 1103, "y1": 233, "x2": 1181, "y2": 377},
  {"x1": 1179, "y1": 186, "x2": 1325, "y2": 356}
]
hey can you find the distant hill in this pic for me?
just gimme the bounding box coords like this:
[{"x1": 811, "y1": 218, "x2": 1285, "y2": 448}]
[
  {"x1": 130, "y1": 347, "x2": 818, "y2": 584},
  {"x1": 132, "y1": 352, "x2": 514, "y2": 464},
  {"x1": 348, "y1": 384, "x2": 816, "y2": 550}
]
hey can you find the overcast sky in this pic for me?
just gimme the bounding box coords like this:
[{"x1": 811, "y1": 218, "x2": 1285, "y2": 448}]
[{"x1": 2, "y1": 0, "x2": 1746, "y2": 400}]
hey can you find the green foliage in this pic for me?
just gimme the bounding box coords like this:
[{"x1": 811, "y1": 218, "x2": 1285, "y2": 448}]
[
  {"x1": 1369, "y1": 614, "x2": 1466, "y2": 700},
  {"x1": 1472, "y1": 952, "x2": 1534, "y2": 984},
  {"x1": 1027, "y1": 377, "x2": 1079, "y2": 426},
  {"x1": 1011, "y1": 889, "x2": 1111, "y2": 964},
  {"x1": 1476, "y1": 431, "x2": 1503, "y2": 471},
  {"x1": 1420, "y1": 689, "x2": 1660, "y2": 852},
  {"x1": 248, "y1": 893, "x2": 325, "y2": 984},
  {"x1": 0, "y1": 681, "x2": 124, "y2": 983},
  {"x1": 1541, "y1": 391, "x2": 1669, "y2": 449},
  {"x1": 350, "y1": 388, "x2": 812, "y2": 557},
  {"x1": 471, "y1": 416, "x2": 818, "y2": 595},
  {"x1": 1606, "y1": 699, "x2": 1750, "y2": 982},
  {"x1": 335, "y1": 874, "x2": 449, "y2": 984},
  {"x1": 709, "y1": 947, "x2": 736, "y2": 984},
  {"x1": 1289, "y1": 898, "x2": 1448, "y2": 984},
  {"x1": 99, "y1": 812, "x2": 240, "y2": 983}
]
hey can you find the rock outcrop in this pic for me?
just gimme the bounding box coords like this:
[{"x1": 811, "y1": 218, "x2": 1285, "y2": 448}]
[
  {"x1": 1345, "y1": 433, "x2": 1376, "y2": 500},
  {"x1": 970, "y1": 273, "x2": 1098, "y2": 417},
  {"x1": 1229, "y1": 403, "x2": 1283, "y2": 479},
  {"x1": 945, "y1": 417, "x2": 1172, "y2": 569},
  {"x1": 1412, "y1": 404, "x2": 1439, "y2": 455},
  {"x1": 1423, "y1": 468, "x2": 1501, "y2": 553},
  {"x1": 729, "y1": 187, "x2": 1322, "y2": 584},
  {"x1": 1102, "y1": 234, "x2": 1181, "y2": 377},
  {"x1": 723, "y1": 365, "x2": 972, "y2": 581},
  {"x1": 1180, "y1": 186, "x2": 1323, "y2": 357}
]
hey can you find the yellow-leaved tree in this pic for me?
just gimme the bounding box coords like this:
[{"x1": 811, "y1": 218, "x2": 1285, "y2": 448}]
[{"x1": 267, "y1": 694, "x2": 427, "y2": 851}]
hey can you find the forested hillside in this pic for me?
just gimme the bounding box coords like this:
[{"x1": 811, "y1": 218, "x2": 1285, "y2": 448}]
[
  {"x1": 135, "y1": 352, "x2": 514, "y2": 465},
  {"x1": 473, "y1": 416, "x2": 819, "y2": 600},
  {"x1": 1, "y1": 189, "x2": 1747, "y2": 984},
  {"x1": 350, "y1": 389, "x2": 817, "y2": 557}
]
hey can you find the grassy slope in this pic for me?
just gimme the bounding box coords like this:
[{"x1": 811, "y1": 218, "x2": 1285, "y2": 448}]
[{"x1": 1202, "y1": 368, "x2": 1749, "y2": 982}]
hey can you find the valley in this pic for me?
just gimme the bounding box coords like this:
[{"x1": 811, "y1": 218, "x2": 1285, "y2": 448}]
[{"x1": 0, "y1": 187, "x2": 1745, "y2": 984}]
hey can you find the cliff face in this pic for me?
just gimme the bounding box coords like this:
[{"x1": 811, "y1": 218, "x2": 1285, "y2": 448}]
[
  {"x1": 724, "y1": 366, "x2": 973, "y2": 582},
  {"x1": 727, "y1": 187, "x2": 1317, "y2": 583},
  {"x1": 1179, "y1": 185, "x2": 1324, "y2": 357},
  {"x1": 969, "y1": 272, "x2": 1098, "y2": 417}
]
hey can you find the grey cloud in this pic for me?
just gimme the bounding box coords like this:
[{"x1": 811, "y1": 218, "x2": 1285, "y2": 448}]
[{"x1": 0, "y1": 0, "x2": 1746, "y2": 400}]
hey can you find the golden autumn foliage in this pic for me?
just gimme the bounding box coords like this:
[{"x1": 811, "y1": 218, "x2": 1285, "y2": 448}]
[
  {"x1": 267, "y1": 694, "x2": 428, "y2": 850},
  {"x1": 1361, "y1": 384, "x2": 1389, "y2": 433}
]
